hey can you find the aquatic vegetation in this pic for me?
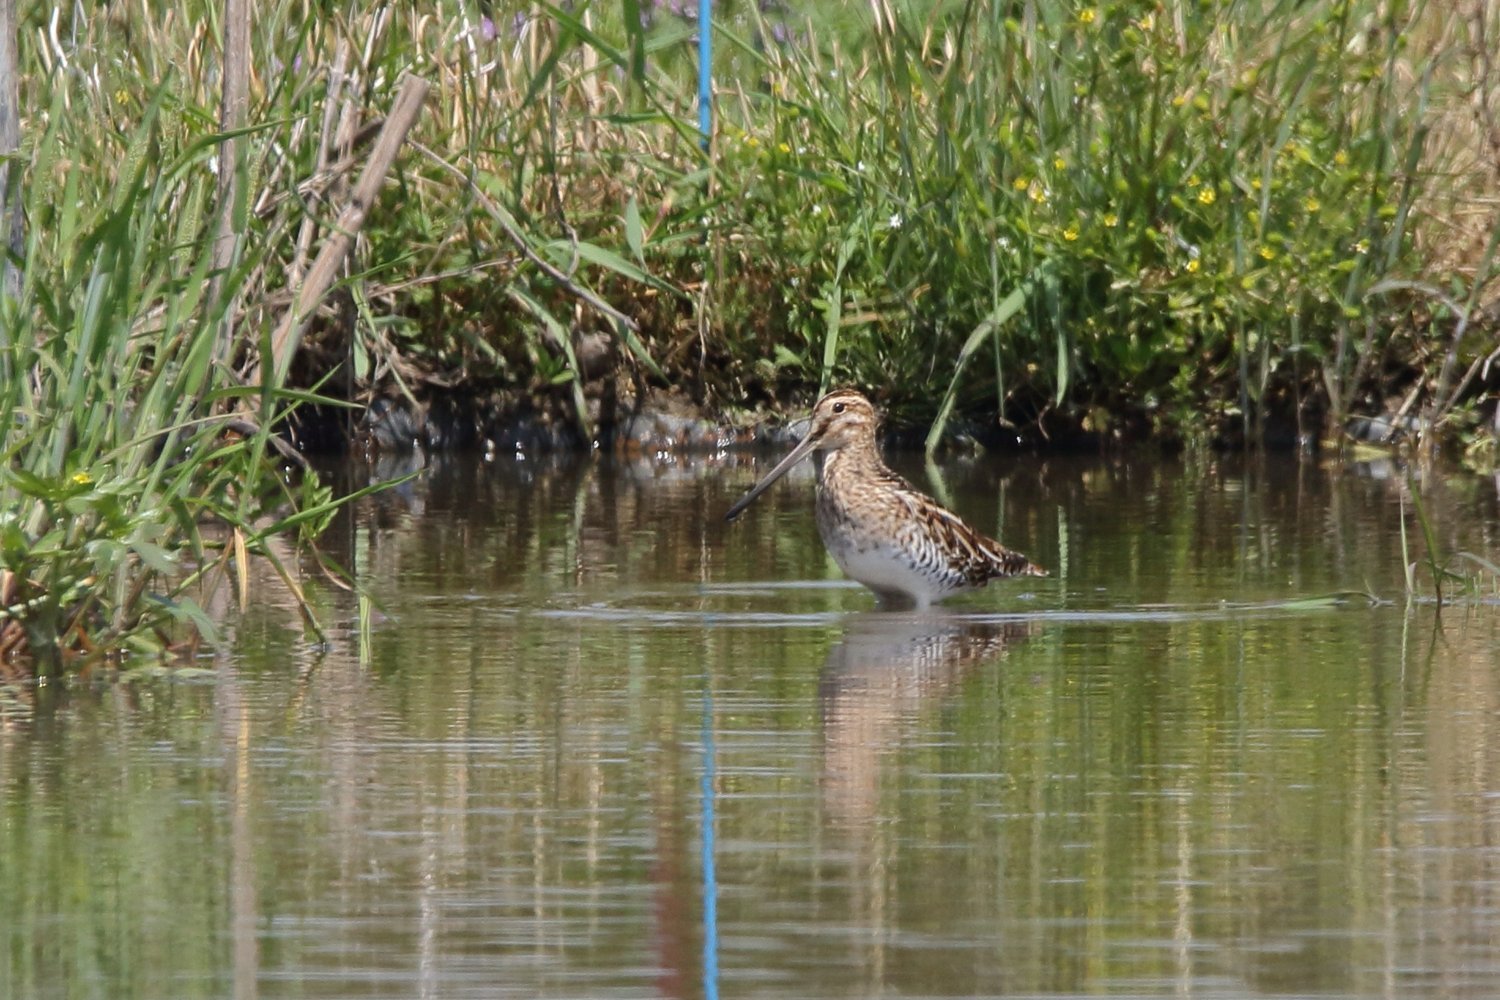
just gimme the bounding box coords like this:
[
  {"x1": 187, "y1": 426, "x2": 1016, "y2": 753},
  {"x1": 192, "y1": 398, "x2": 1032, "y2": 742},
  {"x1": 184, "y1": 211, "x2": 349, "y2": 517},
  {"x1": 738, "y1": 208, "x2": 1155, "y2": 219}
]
[
  {"x1": 1399, "y1": 473, "x2": 1500, "y2": 607},
  {"x1": 6, "y1": 0, "x2": 1480, "y2": 446}
]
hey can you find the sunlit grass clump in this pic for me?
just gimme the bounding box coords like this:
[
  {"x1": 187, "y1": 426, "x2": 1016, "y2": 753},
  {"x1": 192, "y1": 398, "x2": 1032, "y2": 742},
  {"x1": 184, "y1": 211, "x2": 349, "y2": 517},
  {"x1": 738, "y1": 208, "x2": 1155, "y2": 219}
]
[
  {"x1": 705, "y1": 0, "x2": 1494, "y2": 443},
  {"x1": 1, "y1": 40, "x2": 346, "y2": 670}
]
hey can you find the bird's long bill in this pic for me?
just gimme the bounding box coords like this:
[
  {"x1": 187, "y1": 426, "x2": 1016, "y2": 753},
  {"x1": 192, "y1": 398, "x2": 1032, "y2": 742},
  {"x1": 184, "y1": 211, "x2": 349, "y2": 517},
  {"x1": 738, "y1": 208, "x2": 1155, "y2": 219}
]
[{"x1": 724, "y1": 432, "x2": 821, "y2": 522}]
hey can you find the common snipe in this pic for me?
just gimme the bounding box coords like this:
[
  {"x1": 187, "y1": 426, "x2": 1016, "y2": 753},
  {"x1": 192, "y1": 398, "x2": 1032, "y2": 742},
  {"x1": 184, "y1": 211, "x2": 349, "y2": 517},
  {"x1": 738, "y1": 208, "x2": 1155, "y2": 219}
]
[{"x1": 725, "y1": 389, "x2": 1046, "y2": 608}]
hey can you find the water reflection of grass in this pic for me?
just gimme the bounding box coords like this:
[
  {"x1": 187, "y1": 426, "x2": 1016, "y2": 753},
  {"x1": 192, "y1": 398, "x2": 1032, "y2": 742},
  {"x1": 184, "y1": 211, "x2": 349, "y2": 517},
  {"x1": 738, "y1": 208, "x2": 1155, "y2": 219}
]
[{"x1": 6, "y1": 459, "x2": 1500, "y2": 994}]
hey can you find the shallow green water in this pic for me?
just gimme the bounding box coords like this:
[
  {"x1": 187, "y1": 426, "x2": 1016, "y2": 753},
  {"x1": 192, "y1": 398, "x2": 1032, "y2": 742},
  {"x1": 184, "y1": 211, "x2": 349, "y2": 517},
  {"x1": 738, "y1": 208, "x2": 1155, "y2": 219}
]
[{"x1": 5, "y1": 452, "x2": 1500, "y2": 999}]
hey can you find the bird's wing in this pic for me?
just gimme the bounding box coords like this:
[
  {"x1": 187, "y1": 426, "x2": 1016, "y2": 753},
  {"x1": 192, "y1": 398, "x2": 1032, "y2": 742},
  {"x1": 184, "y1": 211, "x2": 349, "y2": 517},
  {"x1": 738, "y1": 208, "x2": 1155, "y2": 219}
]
[{"x1": 895, "y1": 487, "x2": 1047, "y2": 582}]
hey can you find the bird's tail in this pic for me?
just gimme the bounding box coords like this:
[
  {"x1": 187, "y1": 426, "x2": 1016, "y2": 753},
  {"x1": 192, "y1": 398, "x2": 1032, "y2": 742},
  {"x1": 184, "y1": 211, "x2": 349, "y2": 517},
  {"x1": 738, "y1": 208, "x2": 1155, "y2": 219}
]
[{"x1": 985, "y1": 543, "x2": 1048, "y2": 579}]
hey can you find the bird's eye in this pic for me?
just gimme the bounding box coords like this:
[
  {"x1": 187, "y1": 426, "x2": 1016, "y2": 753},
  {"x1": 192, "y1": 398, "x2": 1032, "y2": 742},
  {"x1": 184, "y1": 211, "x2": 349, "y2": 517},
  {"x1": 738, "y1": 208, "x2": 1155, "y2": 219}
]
[{"x1": 832, "y1": 402, "x2": 846, "y2": 414}]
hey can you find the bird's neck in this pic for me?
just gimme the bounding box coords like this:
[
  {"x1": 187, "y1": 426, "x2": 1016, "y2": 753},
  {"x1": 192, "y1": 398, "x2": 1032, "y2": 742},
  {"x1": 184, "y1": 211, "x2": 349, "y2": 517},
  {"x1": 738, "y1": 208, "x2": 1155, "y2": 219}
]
[{"x1": 820, "y1": 435, "x2": 887, "y2": 484}]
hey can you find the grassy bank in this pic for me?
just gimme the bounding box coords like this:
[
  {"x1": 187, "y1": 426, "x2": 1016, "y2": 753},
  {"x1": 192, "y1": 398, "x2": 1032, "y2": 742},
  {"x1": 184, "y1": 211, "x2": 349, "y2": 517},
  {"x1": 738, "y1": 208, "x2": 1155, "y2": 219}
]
[
  {"x1": 121, "y1": 0, "x2": 1491, "y2": 448},
  {"x1": 0, "y1": 2, "x2": 371, "y2": 669},
  {"x1": 3, "y1": 0, "x2": 1498, "y2": 664},
  {"x1": 0, "y1": 76, "x2": 358, "y2": 670},
  {"x1": 12, "y1": 1, "x2": 1495, "y2": 442},
  {"x1": 712, "y1": 0, "x2": 1500, "y2": 453}
]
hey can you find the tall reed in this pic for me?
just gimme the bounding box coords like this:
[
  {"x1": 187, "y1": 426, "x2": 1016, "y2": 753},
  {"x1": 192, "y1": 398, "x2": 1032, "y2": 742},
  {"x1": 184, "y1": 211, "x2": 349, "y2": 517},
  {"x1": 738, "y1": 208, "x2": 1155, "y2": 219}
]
[{"x1": 0, "y1": 26, "x2": 347, "y2": 669}]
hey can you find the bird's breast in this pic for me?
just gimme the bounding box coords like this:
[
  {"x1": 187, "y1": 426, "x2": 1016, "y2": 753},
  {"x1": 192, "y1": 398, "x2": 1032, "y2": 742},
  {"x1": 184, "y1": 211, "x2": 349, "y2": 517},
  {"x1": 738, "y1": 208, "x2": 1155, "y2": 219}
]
[{"x1": 814, "y1": 479, "x2": 969, "y2": 602}]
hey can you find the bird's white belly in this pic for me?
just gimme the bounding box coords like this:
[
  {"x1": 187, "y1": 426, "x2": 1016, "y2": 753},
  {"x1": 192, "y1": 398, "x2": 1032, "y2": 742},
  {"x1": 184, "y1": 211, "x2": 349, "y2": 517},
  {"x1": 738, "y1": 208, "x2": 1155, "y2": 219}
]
[{"x1": 821, "y1": 530, "x2": 958, "y2": 608}]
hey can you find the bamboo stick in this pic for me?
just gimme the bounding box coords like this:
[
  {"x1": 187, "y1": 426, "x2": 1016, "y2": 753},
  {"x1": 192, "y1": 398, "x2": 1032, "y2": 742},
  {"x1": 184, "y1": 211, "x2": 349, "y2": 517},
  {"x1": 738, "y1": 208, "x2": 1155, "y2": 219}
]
[
  {"x1": 210, "y1": 0, "x2": 251, "y2": 362},
  {"x1": 252, "y1": 74, "x2": 430, "y2": 390},
  {"x1": 0, "y1": 0, "x2": 22, "y2": 304}
]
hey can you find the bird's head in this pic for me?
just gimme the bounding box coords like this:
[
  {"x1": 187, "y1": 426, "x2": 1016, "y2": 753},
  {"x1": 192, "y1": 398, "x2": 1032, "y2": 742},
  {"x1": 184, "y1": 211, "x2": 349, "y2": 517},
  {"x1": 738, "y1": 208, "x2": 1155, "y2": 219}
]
[{"x1": 724, "y1": 389, "x2": 880, "y2": 522}]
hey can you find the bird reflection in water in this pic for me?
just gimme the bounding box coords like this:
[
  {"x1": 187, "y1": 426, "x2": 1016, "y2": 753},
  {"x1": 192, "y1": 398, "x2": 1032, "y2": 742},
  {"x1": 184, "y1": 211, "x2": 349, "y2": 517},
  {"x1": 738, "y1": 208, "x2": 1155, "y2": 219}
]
[
  {"x1": 817, "y1": 610, "x2": 1037, "y2": 989},
  {"x1": 819, "y1": 610, "x2": 1039, "y2": 831}
]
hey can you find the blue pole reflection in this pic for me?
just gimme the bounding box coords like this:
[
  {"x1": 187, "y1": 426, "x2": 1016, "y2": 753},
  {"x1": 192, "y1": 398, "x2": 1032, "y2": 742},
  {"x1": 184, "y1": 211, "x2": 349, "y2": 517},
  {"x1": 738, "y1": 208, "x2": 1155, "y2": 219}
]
[{"x1": 700, "y1": 682, "x2": 720, "y2": 1000}]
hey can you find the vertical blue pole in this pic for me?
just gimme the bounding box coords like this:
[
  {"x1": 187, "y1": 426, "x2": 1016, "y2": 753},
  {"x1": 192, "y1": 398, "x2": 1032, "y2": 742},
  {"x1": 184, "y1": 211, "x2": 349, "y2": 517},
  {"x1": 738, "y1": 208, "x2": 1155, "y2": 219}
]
[
  {"x1": 697, "y1": 11, "x2": 718, "y2": 980},
  {"x1": 700, "y1": 686, "x2": 720, "y2": 1000},
  {"x1": 696, "y1": 17, "x2": 719, "y2": 986},
  {"x1": 697, "y1": 0, "x2": 712, "y2": 148}
]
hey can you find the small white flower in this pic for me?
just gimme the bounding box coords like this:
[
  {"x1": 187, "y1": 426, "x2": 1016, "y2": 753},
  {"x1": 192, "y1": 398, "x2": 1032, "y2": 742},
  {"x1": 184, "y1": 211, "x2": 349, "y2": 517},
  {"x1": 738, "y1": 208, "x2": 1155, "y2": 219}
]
[
  {"x1": 811, "y1": 204, "x2": 823, "y2": 215},
  {"x1": 888, "y1": 212, "x2": 902, "y2": 228},
  {"x1": 856, "y1": 160, "x2": 866, "y2": 172}
]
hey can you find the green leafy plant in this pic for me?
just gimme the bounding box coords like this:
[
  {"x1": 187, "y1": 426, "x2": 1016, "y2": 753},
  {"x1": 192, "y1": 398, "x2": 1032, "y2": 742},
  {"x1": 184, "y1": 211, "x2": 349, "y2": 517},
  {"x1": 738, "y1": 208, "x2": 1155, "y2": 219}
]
[{"x1": 0, "y1": 69, "x2": 356, "y2": 671}]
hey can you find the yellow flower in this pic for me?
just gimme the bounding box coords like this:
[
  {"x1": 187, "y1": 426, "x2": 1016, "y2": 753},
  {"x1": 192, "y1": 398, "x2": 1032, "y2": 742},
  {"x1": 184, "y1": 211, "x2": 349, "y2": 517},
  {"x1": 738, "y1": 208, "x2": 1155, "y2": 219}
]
[
  {"x1": 1172, "y1": 94, "x2": 1188, "y2": 107},
  {"x1": 1333, "y1": 149, "x2": 1350, "y2": 166},
  {"x1": 1013, "y1": 176, "x2": 1029, "y2": 190},
  {"x1": 1137, "y1": 13, "x2": 1155, "y2": 31},
  {"x1": 1062, "y1": 226, "x2": 1079, "y2": 241},
  {"x1": 1029, "y1": 185, "x2": 1047, "y2": 204},
  {"x1": 745, "y1": 136, "x2": 759, "y2": 148},
  {"x1": 1053, "y1": 156, "x2": 1067, "y2": 171},
  {"x1": 1186, "y1": 258, "x2": 1201, "y2": 273},
  {"x1": 1079, "y1": 8, "x2": 1097, "y2": 25},
  {"x1": 1251, "y1": 177, "x2": 1263, "y2": 190},
  {"x1": 1303, "y1": 196, "x2": 1320, "y2": 212},
  {"x1": 1258, "y1": 246, "x2": 1276, "y2": 261},
  {"x1": 1188, "y1": 174, "x2": 1202, "y2": 187},
  {"x1": 1197, "y1": 187, "x2": 1216, "y2": 206},
  {"x1": 72, "y1": 471, "x2": 92, "y2": 485},
  {"x1": 1103, "y1": 212, "x2": 1119, "y2": 227},
  {"x1": 778, "y1": 142, "x2": 791, "y2": 154}
]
